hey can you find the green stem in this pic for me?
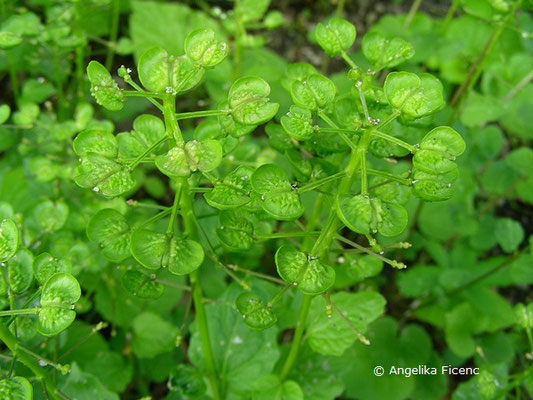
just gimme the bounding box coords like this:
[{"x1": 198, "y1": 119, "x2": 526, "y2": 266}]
[
  {"x1": 166, "y1": 184, "x2": 182, "y2": 235},
  {"x1": 279, "y1": 129, "x2": 375, "y2": 381},
  {"x1": 267, "y1": 285, "x2": 291, "y2": 307},
  {"x1": 256, "y1": 231, "x2": 321, "y2": 240},
  {"x1": 105, "y1": 0, "x2": 120, "y2": 70},
  {"x1": 450, "y1": 11, "x2": 513, "y2": 109},
  {"x1": 127, "y1": 135, "x2": 167, "y2": 170},
  {"x1": 175, "y1": 109, "x2": 228, "y2": 120},
  {"x1": 226, "y1": 264, "x2": 286, "y2": 285},
  {"x1": 318, "y1": 111, "x2": 358, "y2": 151},
  {"x1": 137, "y1": 208, "x2": 173, "y2": 229},
  {"x1": 441, "y1": 0, "x2": 459, "y2": 32},
  {"x1": 504, "y1": 70, "x2": 533, "y2": 101},
  {"x1": 336, "y1": 0, "x2": 347, "y2": 16},
  {"x1": 360, "y1": 150, "x2": 368, "y2": 195},
  {"x1": 404, "y1": 0, "x2": 423, "y2": 28},
  {"x1": 0, "y1": 324, "x2": 68, "y2": 400},
  {"x1": 297, "y1": 171, "x2": 346, "y2": 194},
  {"x1": 126, "y1": 200, "x2": 168, "y2": 210},
  {"x1": 162, "y1": 96, "x2": 220, "y2": 400},
  {"x1": 372, "y1": 131, "x2": 417, "y2": 153},
  {"x1": 367, "y1": 168, "x2": 411, "y2": 185},
  {"x1": 340, "y1": 51, "x2": 357, "y2": 69},
  {"x1": 124, "y1": 77, "x2": 163, "y2": 111},
  {"x1": 335, "y1": 235, "x2": 405, "y2": 268},
  {"x1": 355, "y1": 81, "x2": 371, "y2": 124},
  {"x1": 0, "y1": 308, "x2": 39, "y2": 317},
  {"x1": 163, "y1": 95, "x2": 182, "y2": 144},
  {"x1": 52, "y1": 48, "x2": 66, "y2": 120},
  {"x1": 233, "y1": 17, "x2": 247, "y2": 79},
  {"x1": 123, "y1": 90, "x2": 163, "y2": 99},
  {"x1": 6, "y1": 51, "x2": 19, "y2": 105},
  {"x1": 279, "y1": 294, "x2": 312, "y2": 380}
]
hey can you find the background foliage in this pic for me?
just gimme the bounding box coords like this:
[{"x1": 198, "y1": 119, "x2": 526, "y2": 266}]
[{"x1": 0, "y1": 0, "x2": 532, "y2": 399}]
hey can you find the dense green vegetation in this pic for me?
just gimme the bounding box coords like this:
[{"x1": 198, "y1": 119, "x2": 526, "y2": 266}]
[{"x1": 0, "y1": 0, "x2": 532, "y2": 399}]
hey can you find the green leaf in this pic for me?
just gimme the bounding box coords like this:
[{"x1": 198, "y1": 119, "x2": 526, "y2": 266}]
[
  {"x1": 0, "y1": 376, "x2": 33, "y2": 400},
  {"x1": 445, "y1": 302, "x2": 487, "y2": 357},
  {"x1": 132, "y1": 312, "x2": 179, "y2": 358},
  {"x1": 250, "y1": 375, "x2": 304, "y2": 400},
  {"x1": 307, "y1": 292, "x2": 386, "y2": 356},
  {"x1": 228, "y1": 77, "x2": 279, "y2": 125},
  {"x1": 168, "y1": 364, "x2": 207, "y2": 397},
  {"x1": 155, "y1": 139, "x2": 223, "y2": 178},
  {"x1": 130, "y1": 1, "x2": 224, "y2": 59},
  {"x1": 184, "y1": 28, "x2": 228, "y2": 68},
  {"x1": 384, "y1": 72, "x2": 444, "y2": 118},
  {"x1": 494, "y1": 218, "x2": 524, "y2": 253},
  {"x1": 252, "y1": 164, "x2": 291, "y2": 194},
  {"x1": 75, "y1": 154, "x2": 136, "y2": 197},
  {"x1": 283, "y1": 62, "x2": 318, "y2": 90},
  {"x1": 419, "y1": 126, "x2": 466, "y2": 158},
  {"x1": 461, "y1": 91, "x2": 503, "y2": 127},
  {"x1": 7, "y1": 249, "x2": 33, "y2": 294},
  {"x1": 515, "y1": 303, "x2": 533, "y2": 329},
  {"x1": 290, "y1": 74, "x2": 336, "y2": 111},
  {"x1": 130, "y1": 229, "x2": 204, "y2": 275},
  {"x1": 275, "y1": 245, "x2": 335, "y2": 295},
  {"x1": 33, "y1": 253, "x2": 73, "y2": 285},
  {"x1": 73, "y1": 129, "x2": 118, "y2": 159},
  {"x1": 335, "y1": 194, "x2": 408, "y2": 237},
  {"x1": 280, "y1": 106, "x2": 315, "y2": 140},
  {"x1": 204, "y1": 166, "x2": 254, "y2": 210},
  {"x1": 33, "y1": 201, "x2": 69, "y2": 232},
  {"x1": 0, "y1": 31, "x2": 22, "y2": 50},
  {"x1": 219, "y1": 104, "x2": 257, "y2": 138},
  {"x1": 235, "y1": 0, "x2": 270, "y2": 23},
  {"x1": 12, "y1": 103, "x2": 39, "y2": 126},
  {"x1": 117, "y1": 114, "x2": 166, "y2": 159},
  {"x1": 138, "y1": 47, "x2": 204, "y2": 93},
  {"x1": 121, "y1": 270, "x2": 164, "y2": 300},
  {"x1": 87, "y1": 61, "x2": 124, "y2": 111},
  {"x1": 38, "y1": 273, "x2": 81, "y2": 336},
  {"x1": 252, "y1": 164, "x2": 304, "y2": 220},
  {"x1": 217, "y1": 210, "x2": 255, "y2": 251},
  {"x1": 0, "y1": 105, "x2": 11, "y2": 125},
  {"x1": 188, "y1": 288, "x2": 280, "y2": 399},
  {"x1": 263, "y1": 191, "x2": 305, "y2": 221},
  {"x1": 413, "y1": 150, "x2": 457, "y2": 175},
  {"x1": 21, "y1": 78, "x2": 56, "y2": 104},
  {"x1": 412, "y1": 167, "x2": 459, "y2": 202},
  {"x1": 0, "y1": 219, "x2": 19, "y2": 263},
  {"x1": 362, "y1": 31, "x2": 414, "y2": 70},
  {"x1": 87, "y1": 209, "x2": 131, "y2": 262},
  {"x1": 62, "y1": 363, "x2": 119, "y2": 400},
  {"x1": 236, "y1": 292, "x2": 277, "y2": 330},
  {"x1": 315, "y1": 17, "x2": 356, "y2": 57}
]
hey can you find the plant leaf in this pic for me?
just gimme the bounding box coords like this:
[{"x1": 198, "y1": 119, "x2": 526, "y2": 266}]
[
  {"x1": 275, "y1": 245, "x2": 335, "y2": 295},
  {"x1": 0, "y1": 219, "x2": 19, "y2": 263},
  {"x1": 38, "y1": 273, "x2": 81, "y2": 336},
  {"x1": 315, "y1": 17, "x2": 356, "y2": 57},
  {"x1": 87, "y1": 61, "x2": 124, "y2": 111},
  {"x1": 87, "y1": 208, "x2": 131, "y2": 262},
  {"x1": 236, "y1": 292, "x2": 277, "y2": 330}
]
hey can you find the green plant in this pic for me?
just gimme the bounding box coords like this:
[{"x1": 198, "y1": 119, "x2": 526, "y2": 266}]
[
  {"x1": 0, "y1": 1, "x2": 532, "y2": 399},
  {"x1": 76, "y1": 14, "x2": 465, "y2": 399}
]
